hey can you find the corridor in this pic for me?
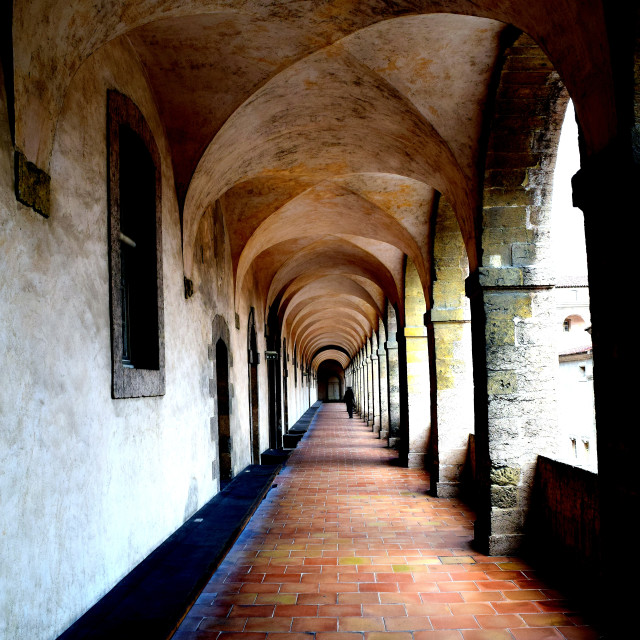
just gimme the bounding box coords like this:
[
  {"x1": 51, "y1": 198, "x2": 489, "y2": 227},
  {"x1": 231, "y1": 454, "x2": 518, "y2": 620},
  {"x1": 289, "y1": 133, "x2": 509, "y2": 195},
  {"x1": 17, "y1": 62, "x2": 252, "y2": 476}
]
[{"x1": 173, "y1": 404, "x2": 597, "y2": 640}]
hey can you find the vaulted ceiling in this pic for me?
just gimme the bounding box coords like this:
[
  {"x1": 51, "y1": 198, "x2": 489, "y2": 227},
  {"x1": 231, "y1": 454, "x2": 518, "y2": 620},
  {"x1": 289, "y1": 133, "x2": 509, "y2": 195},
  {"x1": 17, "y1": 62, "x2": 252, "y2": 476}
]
[{"x1": 14, "y1": 0, "x2": 615, "y2": 367}]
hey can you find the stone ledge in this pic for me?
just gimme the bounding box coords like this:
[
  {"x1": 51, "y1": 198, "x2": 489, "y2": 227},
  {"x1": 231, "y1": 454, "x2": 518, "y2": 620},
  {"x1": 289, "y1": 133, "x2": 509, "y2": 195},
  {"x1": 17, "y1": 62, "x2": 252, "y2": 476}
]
[{"x1": 56, "y1": 464, "x2": 281, "y2": 640}]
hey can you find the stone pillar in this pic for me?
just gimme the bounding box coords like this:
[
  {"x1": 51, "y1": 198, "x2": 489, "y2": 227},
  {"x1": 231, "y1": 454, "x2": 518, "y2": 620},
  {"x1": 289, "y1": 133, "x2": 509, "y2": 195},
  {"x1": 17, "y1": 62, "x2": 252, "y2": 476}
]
[
  {"x1": 386, "y1": 339, "x2": 400, "y2": 448},
  {"x1": 428, "y1": 198, "x2": 475, "y2": 497},
  {"x1": 427, "y1": 309, "x2": 473, "y2": 496},
  {"x1": 371, "y1": 337, "x2": 381, "y2": 436},
  {"x1": 573, "y1": 140, "x2": 640, "y2": 625},
  {"x1": 366, "y1": 340, "x2": 374, "y2": 429},
  {"x1": 403, "y1": 258, "x2": 431, "y2": 469},
  {"x1": 360, "y1": 347, "x2": 369, "y2": 422},
  {"x1": 404, "y1": 324, "x2": 430, "y2": 468},
  {"x1": 470, "y1": 34, "x2": 562, "y2": 554},
  {"x1": 378, "y1": 320, "x2": 390, "y2": 441},
  {"x1": 357, "y1": 354, "x2": 363, "y2": 414},
  {"x1": 467, "y1": 268, "x2": 557, "y2": 556},
  {"x1": 352, "y1": 359, "x2": 358, "y2": 412}
]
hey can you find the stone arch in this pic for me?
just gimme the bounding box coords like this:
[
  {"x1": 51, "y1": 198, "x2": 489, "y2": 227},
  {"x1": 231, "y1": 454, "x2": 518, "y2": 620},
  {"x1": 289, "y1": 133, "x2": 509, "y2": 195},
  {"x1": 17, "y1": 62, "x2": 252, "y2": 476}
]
[{"x1": 318, "y1": 360, "x2": 346, "y2": 402}]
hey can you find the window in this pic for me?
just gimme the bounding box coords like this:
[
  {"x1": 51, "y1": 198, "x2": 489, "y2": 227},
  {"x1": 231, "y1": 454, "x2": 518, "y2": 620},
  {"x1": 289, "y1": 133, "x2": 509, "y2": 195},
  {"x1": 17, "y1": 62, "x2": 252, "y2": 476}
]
[{"x1": 108, "y1": 91, "x2": 165, "y2": 398}]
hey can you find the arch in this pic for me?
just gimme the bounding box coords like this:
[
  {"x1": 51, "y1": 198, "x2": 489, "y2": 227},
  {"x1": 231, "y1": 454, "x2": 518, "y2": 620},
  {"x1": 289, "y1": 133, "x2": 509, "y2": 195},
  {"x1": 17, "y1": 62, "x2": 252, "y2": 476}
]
[
  {"x1": 235, "y1": 178, "x2": 431, "y2": 301},
  {"x1": 317, "y1": 359, "x2": 346, "y2": 402}
]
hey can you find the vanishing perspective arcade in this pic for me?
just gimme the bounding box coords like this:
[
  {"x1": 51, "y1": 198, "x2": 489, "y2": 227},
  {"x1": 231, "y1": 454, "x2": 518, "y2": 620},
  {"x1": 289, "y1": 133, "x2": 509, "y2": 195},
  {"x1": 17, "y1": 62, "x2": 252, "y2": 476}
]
[{"x1": 1, "y1": 1, "x2": 639, "y2": 638}]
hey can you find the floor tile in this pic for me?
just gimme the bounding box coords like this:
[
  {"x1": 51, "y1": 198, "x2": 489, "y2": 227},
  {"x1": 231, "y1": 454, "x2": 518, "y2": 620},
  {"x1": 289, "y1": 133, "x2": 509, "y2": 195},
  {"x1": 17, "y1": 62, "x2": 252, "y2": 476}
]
[{"x1": 173, "y1": 405, "x2": 601, "y2": 640}]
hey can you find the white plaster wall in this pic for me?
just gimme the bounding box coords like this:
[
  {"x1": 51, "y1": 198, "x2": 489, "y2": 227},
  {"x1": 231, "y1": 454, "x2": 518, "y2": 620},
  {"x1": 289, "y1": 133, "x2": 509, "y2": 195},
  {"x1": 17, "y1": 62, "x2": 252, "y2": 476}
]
[
  {"x1": 0, "y1": 38, "x2": 254, "y2": 639},
  {"x1": 556, "y1": 358, "x2": 597, "y2": 470}
]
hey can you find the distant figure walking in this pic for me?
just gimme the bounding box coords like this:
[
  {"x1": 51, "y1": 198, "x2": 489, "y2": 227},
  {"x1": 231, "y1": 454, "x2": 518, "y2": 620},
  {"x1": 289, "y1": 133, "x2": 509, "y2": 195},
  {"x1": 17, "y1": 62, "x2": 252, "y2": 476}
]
[{"x1": 344, "y1": 386, "x2": 354, "y2": 418}]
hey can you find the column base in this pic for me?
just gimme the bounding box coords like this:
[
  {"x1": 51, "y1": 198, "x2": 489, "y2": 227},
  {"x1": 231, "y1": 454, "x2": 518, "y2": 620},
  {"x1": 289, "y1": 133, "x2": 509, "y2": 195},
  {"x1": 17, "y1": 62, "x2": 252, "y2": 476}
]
[
  {"x1": 379, "y1": 428, "x2": 389, "y2": 440},
  {"x1": 433, "y1": 481, "x2": 461, "y2": 498},
  {"x1": 407, "y1": 452, "x2": 426, "y2": 469},
  {"x1": 474, "y1": 520, "x2": 525, "y2": 556},
  {"x1": 388, "y1": 436, "x2": 400, "y2": 449}
]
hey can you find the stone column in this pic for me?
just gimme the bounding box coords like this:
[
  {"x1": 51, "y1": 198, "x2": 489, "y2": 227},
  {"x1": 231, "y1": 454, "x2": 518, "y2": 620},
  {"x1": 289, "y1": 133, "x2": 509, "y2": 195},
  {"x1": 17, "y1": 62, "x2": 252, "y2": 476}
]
[
  {"x1": 371, "y1": 340, "x2": 381, "y2": 436},
  {"x1": 468, "y1": 268, "x2": 557, "y2": 556},
  {"x1": 360, "y1": 347, "x2": 369, "y2": 422},
  {"x1": 378, "y1": 319, "x2": 390, "y2": 440},
  {"x1": 352, "y1": 358, "x2": 358, "y2": 412},
  {"x1": 386, "y1": 338, "x2": 400, "y2": 448},
  {"x1": 428, "y1": 197, "x2": 475, "y2": 497},
  {"x1": 404, "y1": 323, "x2": 431, "y2": 468},
  {"x1": 427, "y1": 308, "x2": 473, "y2": 497},
  {"x1": 571, "y1": 130, "x2": 640, "y2": 632},
  {"x1": 366, "y1": 341, "x2": 374, "y2": 429},
  {"x1": 403, "y1": 258, "x2": 431, "y2": 469}
]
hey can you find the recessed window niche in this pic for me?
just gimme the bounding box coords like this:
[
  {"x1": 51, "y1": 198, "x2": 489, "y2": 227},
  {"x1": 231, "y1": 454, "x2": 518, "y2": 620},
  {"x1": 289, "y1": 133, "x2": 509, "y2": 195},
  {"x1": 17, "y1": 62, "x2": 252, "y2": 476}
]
[{"x1": 107, "y1": 90, "x2": 165, "y2": 398}]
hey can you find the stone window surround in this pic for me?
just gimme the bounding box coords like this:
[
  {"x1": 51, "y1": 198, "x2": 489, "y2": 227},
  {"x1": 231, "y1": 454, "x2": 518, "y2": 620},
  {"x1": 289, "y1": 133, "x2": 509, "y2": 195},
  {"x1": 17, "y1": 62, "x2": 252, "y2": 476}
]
[{"x1": 107, "y1": 90, "x2": 165, "y2": 399}]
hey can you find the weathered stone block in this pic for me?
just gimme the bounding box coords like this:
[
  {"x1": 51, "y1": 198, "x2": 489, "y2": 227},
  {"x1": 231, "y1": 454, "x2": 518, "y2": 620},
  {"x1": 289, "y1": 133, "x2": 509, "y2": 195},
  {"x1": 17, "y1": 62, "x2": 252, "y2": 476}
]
[
  {"x1": 491, "y1": 485, "x2": 518, "y2": 508},
  {"x1": 490, "y1": 507, "x2": 525, "y2": 535},
  {"x1": 483, "y1": 188, "x2": 537, "y2": 207},
  {"x1": 487, "y1": 370, "x2": 518, "y2": 395},
  {"x1": 511, "y1": 243, "x2": 536, "y2": 265},
  {"x1": 479, "y1": 267, "x2": 524, "y2": 287},
  {"x1": 486, "y1": 317, "x2": 515, "y2": 346},
  {"x1": 484, "y1": 206, "x2": 528, "y2": 229},
  {"x1": 490, "y1": 466, "x2": 521, "y2": 486}
]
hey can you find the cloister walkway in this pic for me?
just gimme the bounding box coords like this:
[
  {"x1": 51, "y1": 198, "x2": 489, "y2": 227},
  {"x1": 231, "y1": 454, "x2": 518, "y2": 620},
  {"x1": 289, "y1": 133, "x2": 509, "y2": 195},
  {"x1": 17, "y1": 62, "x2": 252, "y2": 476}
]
[{"x1": 173, "y1": 404, "x2": 597, "y2": 640}]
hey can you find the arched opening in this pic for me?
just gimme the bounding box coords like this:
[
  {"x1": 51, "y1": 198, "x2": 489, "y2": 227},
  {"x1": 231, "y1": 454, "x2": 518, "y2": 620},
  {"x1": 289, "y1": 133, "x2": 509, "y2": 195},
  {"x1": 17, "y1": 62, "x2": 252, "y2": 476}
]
[
  {"x1": 552, "y1": 100, "x2": 595, "y2": 470},
  {"x1": 216, "y1": 338, "x2": 231, "y2": 483},
  {"x1": 247, "y1": 308, "x2": 260, "y2": 465},
  {"x1": 327, "y1": 376, "x2": 340, "y2": 400},
  {"x1": 317, "y1": 359, "x2": 345, "y2": 402}
]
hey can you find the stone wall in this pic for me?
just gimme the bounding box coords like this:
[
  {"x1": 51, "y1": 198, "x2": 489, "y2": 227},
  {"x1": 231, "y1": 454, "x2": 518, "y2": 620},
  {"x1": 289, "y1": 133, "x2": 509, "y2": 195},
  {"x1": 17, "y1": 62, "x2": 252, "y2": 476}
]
[
  {"x1": 0, "y1": 35, "x2": 310, "y2": 639},
  {"x1": 529, "y1": 456, "x2": 600, "y2": 574}
]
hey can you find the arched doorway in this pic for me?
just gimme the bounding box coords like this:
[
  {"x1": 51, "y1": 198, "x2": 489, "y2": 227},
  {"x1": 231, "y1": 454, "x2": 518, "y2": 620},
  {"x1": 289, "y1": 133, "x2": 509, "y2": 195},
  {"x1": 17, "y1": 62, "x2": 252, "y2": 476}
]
[
  {"x1": 216, "y1": 338, "x2": 231, "y2": 483},
  {"x1": 327, "y1": 376, "x2": 341, "y2": 400},
  {"x1": 317, "y1": 359, "x2": 345, "y2": 402}
]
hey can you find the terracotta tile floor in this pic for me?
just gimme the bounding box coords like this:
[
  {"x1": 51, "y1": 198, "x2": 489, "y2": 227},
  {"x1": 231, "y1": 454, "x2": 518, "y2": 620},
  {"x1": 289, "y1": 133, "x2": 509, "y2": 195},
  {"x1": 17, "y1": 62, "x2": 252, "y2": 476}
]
[{"x1": 173, "y1": 404, "x2": 600, "y2": 640}]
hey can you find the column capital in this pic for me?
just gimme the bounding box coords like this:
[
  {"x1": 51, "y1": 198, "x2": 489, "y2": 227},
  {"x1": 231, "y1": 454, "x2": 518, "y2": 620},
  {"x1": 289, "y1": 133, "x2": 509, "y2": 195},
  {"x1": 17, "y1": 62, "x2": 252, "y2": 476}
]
[
  {"x1": 385, "y1": 341, "x2": 398, "y2": 351},
  {"x1": 465, "y1": 267, "x2": 554, "y2": 297},
  {"x1": 404, "y1": 326, "x2": 428, "y2": 338},
  {"x1": 426, "y1": 308, "x2": 471, "y2": 324}
]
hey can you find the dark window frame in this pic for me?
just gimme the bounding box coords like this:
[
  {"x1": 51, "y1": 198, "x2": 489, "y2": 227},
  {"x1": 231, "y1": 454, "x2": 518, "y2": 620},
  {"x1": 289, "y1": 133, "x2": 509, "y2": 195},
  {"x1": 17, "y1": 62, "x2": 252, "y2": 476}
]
[{"x1": 107, "y1": 90, "x2": 165, "y2": 398}]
